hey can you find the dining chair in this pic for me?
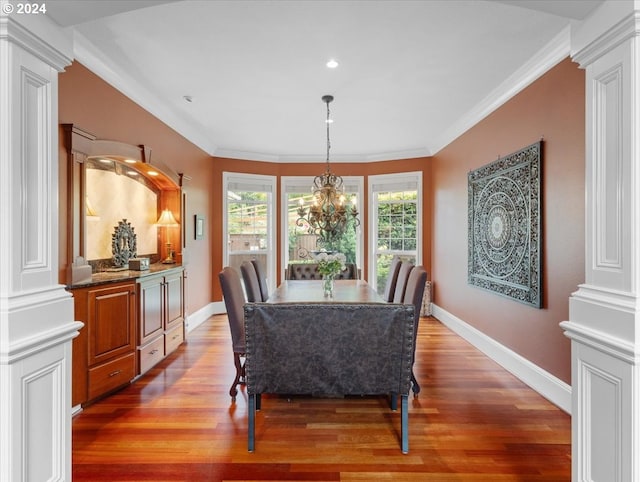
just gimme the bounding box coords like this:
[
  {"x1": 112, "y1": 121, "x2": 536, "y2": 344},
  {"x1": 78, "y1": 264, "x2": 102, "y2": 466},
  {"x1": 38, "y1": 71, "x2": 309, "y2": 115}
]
[
  {"x1": 393, "y1": 261, "x2": 415, "y2": 303},
  {"x1": 287, "y1": 263, "x2": 321, "y2": 280},
  {"x1": 403, "y1": 265, "x2": 427, "y2": 397},
  {"x1": 382, "y1": 255, "x2": 402, "y2": 302},
  {"x1": 287, "y1": 262, "x2": 359, "y2": 280},
  {"x1": 337, "y1": 262, "x2": 358, "y2": 280},
  {"x1": 240, "y1": 261, "x2": 262, "y2": 303},
  {"x1": 251, "y1": 259, "x2": 269, "y2": 301},
  {"x1": 218, "y1": 266, "x2": 247, "y2": 401}
]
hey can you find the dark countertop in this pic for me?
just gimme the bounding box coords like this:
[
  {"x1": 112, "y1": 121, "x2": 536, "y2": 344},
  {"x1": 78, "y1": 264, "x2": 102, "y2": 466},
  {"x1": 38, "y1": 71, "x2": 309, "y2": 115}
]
[{"x1": 67, "y1": 263, "x2": 183, "y2": 290}]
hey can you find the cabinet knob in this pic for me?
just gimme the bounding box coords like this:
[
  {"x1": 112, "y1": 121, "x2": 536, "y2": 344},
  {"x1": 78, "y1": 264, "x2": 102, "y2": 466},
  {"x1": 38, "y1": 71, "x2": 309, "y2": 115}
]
[
  {"x1": 108, "y1": 370, "x2": 122, "y2": 378},
  {"x1": 150, "y1": 349, "x2": 159, "y2": 355}
]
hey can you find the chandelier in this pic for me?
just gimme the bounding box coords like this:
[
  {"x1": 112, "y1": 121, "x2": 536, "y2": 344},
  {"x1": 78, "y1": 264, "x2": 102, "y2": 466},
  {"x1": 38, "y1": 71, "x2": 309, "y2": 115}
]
[{"x1": 296, "y1": 95, "x2": 360, "y2": 245}]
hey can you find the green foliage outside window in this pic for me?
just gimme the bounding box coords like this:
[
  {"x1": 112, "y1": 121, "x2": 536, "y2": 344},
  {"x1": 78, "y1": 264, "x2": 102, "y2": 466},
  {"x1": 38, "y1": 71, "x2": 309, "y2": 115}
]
[
  {"x1": 227, "y1": 190, "x2": 269, "y2": 248},
  {"x1": 287, "y1": 193, "x2": 357, "y2": 264},
  {"x1": 374, "y1": 190, "x2": 418, "y2": 292}
]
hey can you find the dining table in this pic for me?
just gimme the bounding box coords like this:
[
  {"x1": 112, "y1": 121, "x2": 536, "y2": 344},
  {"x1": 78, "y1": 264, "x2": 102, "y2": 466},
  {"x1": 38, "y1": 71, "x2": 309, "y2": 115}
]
[
  {"x1": 266, "y1": 279, "x2": 384, "y2": 303},
  {"x1": 243, "y1": 278, "x2": 416, "y2": 453}
]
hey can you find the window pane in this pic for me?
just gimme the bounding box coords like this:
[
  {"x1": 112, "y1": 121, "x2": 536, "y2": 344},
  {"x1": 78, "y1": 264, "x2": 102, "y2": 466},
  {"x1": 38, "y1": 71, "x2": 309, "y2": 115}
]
[
  {"x1": 375, "y1": 254, "x2": 394, "y2": 293},
  {"x1": 289, "y1": 191, "x2": 358, "y2": 264},
  {"x1": 404, "y1": 239, "x2": 416, "y2": 251},
  {"x1": 225, "y1": 174, "x2": 275, "y2": 290},
  {"x1": 404, "y1": 203, "x2": 417, "y2": 216},
  {"x1": 378, "y1": 223, "x2": 390, "y2": 239},
  {"x1": 373, "y1": 180, "x2": 419, "y2": 295},
  {"x1": 228, "y1": 195, "x2": 269, "y2": 254}
]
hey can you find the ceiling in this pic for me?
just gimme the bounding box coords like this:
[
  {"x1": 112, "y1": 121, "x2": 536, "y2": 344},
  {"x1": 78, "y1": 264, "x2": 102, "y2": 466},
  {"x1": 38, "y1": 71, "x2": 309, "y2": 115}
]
[{"x1": 46, "y1": 0, "x2": 603, "y2": 162}]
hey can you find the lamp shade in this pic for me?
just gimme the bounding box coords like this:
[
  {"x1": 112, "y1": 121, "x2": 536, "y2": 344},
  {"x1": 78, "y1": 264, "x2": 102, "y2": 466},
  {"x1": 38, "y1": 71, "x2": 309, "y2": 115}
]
[{"x1": 156, "y1": 209, "x2": 179, "y2": 227}]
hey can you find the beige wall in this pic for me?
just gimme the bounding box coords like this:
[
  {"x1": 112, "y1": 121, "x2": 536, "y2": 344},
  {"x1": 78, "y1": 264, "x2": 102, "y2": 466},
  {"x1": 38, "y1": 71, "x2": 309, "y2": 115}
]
[
  {"x1": 431, "y1": 57, "x2": 585, "y2": 383},
  {"x1": 86, "y1": 169, "x2": 158, "y2": 260}
]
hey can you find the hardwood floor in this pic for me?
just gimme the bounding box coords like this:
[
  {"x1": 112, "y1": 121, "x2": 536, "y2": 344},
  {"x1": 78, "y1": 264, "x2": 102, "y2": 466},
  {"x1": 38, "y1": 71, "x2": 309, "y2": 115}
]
[{"x1": 72, "y1": 315, "x2": 571, "y2": 481}]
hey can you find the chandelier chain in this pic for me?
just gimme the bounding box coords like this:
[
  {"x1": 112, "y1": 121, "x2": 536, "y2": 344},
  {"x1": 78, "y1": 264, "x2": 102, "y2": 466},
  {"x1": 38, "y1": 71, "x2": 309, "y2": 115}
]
[
  {"x1": 326, "y1": 99, "x2": 331, "y2": 169},
  {"x1": 296, "y1": 94, "x2": 360, "y2": 247}
]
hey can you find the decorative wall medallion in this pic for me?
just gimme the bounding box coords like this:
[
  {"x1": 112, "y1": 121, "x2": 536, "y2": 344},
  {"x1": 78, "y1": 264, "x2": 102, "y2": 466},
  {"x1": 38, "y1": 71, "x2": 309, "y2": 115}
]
[
  {"x1": 111, "y1": 219, "x2": 138, "y2": 267},
  {"x1": 468, "y1": 142, "x2": 542, "y2": 307}
]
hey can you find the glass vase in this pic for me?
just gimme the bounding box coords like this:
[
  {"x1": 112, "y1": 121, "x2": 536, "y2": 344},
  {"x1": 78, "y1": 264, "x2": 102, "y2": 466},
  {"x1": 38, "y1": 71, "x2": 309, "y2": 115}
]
[{"x1": 322, "y1": 274, "x2": 335, "y2": 298}]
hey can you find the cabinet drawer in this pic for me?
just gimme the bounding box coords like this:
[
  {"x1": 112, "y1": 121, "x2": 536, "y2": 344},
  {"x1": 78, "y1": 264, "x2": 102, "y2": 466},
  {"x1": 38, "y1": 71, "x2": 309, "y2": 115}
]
[
  {"x1": 138, "y1": 336, "x2": 165, "y2": 374},
  {"x1": 88, "y1": 352, "x2": 135, "y2": 401},
  {"x1": 165, "y1": 322, "x2": 184, "y2": 355}
]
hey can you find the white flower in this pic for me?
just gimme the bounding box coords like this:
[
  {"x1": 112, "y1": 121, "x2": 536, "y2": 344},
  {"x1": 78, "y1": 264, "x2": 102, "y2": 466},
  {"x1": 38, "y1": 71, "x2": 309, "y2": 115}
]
[
  {"x1": 316, "y1": 252, "x2": 328, "y2": 262},
  {"x1": 317, "y1": 252, "x2": 347, "y2": 276}
]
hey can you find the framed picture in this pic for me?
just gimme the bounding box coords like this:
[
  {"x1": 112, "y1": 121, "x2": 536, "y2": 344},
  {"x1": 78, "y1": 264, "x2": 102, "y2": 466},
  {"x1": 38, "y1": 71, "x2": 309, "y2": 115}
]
[
  {"x1": 468, "y1": 141, "x2": 542, "y2": 307},
  {"x1": 194, "y1": 214, "x2": 204, "y2": 240}
]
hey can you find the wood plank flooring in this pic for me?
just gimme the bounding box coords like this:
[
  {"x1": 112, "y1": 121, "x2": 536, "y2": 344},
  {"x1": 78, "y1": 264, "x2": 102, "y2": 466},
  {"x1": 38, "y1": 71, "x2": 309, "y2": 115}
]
[{"x1": 72, "y1": 315, "x2": 571, "y2": 481}]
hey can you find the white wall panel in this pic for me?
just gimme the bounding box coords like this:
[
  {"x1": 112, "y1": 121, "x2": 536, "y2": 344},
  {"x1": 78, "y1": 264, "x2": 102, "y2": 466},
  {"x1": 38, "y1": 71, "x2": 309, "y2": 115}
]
[
  {"x1": 0, "y1": 12, "x2": 76, "y2": 482},
  {"x1": 567, "y1": 5, "x2": 640, "y2": 481}
]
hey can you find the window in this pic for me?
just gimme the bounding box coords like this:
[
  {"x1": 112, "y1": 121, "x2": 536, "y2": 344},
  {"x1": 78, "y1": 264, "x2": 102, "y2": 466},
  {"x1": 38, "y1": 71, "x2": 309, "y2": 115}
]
[
  {"x1": 368, "y1": 172, "x2": 422, "y2": 293},
  {"x1": 281, "y1": 176, "x2": 363, "y2": 277},
  {"x1": 223, "y1": 172, "x2": 276, "y2": 293}
]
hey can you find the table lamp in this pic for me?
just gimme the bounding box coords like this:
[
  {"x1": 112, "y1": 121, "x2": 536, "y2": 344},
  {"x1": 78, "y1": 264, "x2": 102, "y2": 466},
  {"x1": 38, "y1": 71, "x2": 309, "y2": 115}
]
[{"x1": 156, "y1": 209, "x2": 179, "y2": 263}]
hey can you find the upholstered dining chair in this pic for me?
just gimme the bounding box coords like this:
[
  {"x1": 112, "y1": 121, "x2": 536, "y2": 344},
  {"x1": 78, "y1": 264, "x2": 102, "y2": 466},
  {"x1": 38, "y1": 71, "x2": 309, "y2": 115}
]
[
  {"x1": 382, "y1": 255, "x2": 402, "y2": 302},
  {"x1": 251, "y1": 259, "x2": 269, "y2": 301},
  {"x1": 403, "y1": 265, "x2": 427, "y2": 397},
  {"x1": 240, "y1": 261, "x2": 262, "y2": 303},
  {"x1": 218, "y1": 266, "x2": 247, "y2": 401},
  {"x1": 393, "y1": 261, "x2": 415, "y2": 303},
  {"x1": 286, "y1": 262, "x2": 358, "y2": 280},
  {"x1": 339, "y1": 263, "x2": 359, "y2": 280}
]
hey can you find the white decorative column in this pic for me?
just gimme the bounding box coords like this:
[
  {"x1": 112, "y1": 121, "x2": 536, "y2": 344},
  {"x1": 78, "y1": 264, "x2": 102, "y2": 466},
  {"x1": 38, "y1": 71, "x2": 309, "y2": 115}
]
[
  {"x1": 0, "y1": 10, "x2": 79, "y2": 482},
  {"x1": 562, "y1": 2, "x2": 640, "y2": 481}
]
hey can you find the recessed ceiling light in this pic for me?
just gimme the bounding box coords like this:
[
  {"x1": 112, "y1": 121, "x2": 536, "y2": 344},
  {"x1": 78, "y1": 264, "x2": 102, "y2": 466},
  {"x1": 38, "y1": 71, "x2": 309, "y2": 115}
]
[
  {"x1": 124, "y1": 159, "x2": 137, "y2": 164},
  {"x1": 326, "y1": 59, "x2": 339, "y2": 69},
  {"x1": 148, "y1": 171, "x2": 159, "y2": 176}
]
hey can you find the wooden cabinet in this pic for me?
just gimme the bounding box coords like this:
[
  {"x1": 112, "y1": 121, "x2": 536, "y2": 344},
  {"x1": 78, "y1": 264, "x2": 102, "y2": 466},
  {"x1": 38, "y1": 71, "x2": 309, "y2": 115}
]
[
  {"x1": 137, "y1": 268, "x2": 184, "y2": 375},
  {"x1": 69, "y1": 267, "x2": 184, "y2": 407},
  {"x1": 70, "y1": 281, "x2": 137, "y2": 407}
]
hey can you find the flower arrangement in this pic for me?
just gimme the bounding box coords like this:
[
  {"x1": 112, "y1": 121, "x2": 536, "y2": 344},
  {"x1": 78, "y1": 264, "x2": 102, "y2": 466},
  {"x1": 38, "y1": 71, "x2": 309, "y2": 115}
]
[{"x1": 314, "y1": 251, "x2": 347, "y2": 278}]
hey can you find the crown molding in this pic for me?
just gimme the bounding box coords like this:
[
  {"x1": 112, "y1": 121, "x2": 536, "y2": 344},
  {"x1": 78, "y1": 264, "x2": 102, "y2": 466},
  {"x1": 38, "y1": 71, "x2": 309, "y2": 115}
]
[
  {"x1": 429, "y1": 25, "x2": 572, "y2": 155},
  {"x1": 72, "y1": 29, "x2": 217, "y2": 155},
  {"x1": 572, "y1": 11, "x2": 640, "y2": 68},
  {"x1": 71, "y1": 22, "x2": 571, "y2": 163},
  {"x1": 0, "y1": 15, "x2": 72, "y2": 71},
  {"x1": 214, "y1": 147, "x2": 432, "y2": 163},
  {"x1": 212, "y1": 148, "x2": 282, "y2": 163}
]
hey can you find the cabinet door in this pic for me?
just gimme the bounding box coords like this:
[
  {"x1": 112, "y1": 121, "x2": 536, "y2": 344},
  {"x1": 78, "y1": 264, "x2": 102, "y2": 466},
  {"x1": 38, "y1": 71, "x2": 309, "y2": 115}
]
[
  {"x1": 164, "y1": 271, "x2": 184, "y2": 328},
  {"x1": 139, "y1": 276, "x2": 164, "y2": 345},
  {"x1": 88, "y1": 283, "x2": 136, "y2": 367}
]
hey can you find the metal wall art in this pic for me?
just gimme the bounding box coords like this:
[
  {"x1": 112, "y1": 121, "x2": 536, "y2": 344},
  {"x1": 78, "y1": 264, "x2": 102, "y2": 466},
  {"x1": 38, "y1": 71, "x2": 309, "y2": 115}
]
[
  {"x1": 468, "y1": 141, "x2": 542, "y2": 307},
  {"x1": 111, "y1": 219, "x2": 137, "y2": 268}
]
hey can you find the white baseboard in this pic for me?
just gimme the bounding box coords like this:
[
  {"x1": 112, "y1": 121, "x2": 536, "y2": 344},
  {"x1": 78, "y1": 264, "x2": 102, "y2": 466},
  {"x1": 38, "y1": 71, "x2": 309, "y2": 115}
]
[
  {"x1": 185, "y1": 301, "x2": 226, "y2": 333},
  {"x1": 431, "y1": 304, "x2": 571, "y2": 414}
]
